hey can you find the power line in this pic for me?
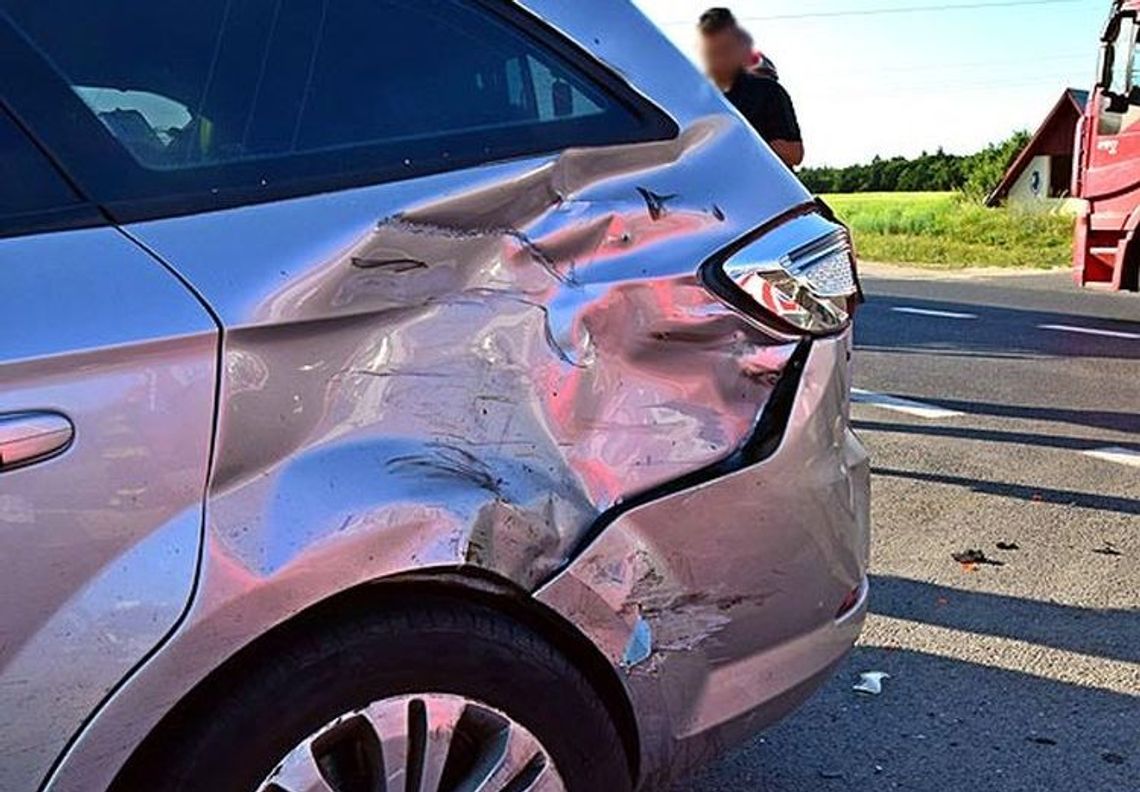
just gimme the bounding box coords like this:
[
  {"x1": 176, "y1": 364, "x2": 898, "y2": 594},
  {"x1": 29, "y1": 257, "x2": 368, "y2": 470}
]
[
  {"x1": 661, "y1": 0, "x2": 1082, "y2": 26},
  {"x1": 840, "y1": 74, "x2": 1090, "y2": 96},
  {"x1": 741, "y1": 0, "x2": 1081, "y2": 21},
  {"x1": 789, "y1": 52, "x2": 1088, "y2": 77},
  {"x1": 875, "y1": 80, "x2": 1085, "y2": 95}
]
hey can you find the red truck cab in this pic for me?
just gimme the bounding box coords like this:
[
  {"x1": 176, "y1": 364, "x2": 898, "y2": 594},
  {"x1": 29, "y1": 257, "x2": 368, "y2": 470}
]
[{"x1": 1074, "y1": 0, "x2": 1140, "y2": 290}]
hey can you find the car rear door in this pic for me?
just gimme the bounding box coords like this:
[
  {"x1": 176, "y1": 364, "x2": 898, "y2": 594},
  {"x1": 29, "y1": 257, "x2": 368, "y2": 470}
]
[{"x1": 0, "y1": 102, "x2": 218, "y2": 790}]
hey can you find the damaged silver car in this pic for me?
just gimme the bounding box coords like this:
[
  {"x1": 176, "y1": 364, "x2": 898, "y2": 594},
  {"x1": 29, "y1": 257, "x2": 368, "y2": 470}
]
[{"x1": 0, "y1": 1, "x2": 870, "y2": 790}]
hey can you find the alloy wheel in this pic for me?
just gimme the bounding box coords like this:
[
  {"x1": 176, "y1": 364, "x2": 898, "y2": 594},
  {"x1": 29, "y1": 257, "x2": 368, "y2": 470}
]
[{"x1": 257, "y1": 693, "x2": 566, "y2": 792}]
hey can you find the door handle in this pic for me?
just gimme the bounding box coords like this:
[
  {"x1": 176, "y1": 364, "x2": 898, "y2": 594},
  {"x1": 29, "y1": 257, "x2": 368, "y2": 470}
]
[{"x1": 0, "y1": 412, "x2": 74, "y2": 472}]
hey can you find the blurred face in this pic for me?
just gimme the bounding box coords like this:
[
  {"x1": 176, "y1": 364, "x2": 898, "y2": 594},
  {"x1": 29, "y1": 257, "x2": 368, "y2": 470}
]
[{"x1": 700, "y1": 28, "x2": 746, "y2": 86}]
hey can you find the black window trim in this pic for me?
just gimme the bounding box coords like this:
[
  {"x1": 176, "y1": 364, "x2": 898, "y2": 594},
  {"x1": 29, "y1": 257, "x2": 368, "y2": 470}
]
[
  {"x1": 0, "y1": 201, "x2": 106, "y2": 239},
  {"x1": 1, "y1": 1, "x2": 679, "y2": 224},
  {"x1": 0, "y1": 103, "x2": 106, "y2": 239}
]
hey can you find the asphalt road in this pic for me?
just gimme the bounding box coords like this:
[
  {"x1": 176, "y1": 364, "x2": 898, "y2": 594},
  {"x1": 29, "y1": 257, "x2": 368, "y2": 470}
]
[{"x1": 674, "y1": 267, "x2": 1140, "y2": 792}]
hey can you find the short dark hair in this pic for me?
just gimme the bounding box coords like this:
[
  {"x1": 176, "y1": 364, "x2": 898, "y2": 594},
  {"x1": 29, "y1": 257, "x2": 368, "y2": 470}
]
[{"x1": 699, "y1": 7, "x2": 738, "y2": 35}]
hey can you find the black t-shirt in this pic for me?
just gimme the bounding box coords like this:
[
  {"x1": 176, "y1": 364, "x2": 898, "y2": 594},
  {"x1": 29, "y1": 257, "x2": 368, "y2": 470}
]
[{"x1": 724, "y1": 71, "x2": 802, "y2": 144}]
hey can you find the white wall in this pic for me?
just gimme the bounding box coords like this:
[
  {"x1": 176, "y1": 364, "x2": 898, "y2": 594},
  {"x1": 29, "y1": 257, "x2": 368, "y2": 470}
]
[{"x1": 1008, "y1": 155, "x2": 1052, "y2": 205}]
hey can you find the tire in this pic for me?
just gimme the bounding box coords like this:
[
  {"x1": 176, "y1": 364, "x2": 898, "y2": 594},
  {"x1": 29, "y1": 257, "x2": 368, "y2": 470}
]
[{"x1": 111, "y1": 593, "x2": 632, "y2": 792}]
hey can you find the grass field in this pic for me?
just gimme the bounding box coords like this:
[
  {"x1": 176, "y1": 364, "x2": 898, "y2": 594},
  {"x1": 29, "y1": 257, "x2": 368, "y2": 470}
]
[{"x1": 823, "y1": 192, "x2": 1074, "y2": 269}]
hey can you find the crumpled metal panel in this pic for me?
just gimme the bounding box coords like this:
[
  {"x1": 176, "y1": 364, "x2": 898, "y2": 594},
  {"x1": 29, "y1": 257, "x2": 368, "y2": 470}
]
[
  {"x1": 48, "y1": 121, "x2": 808, "y2": 792},
  {"x1": 129, "y1": 115, "x2": 808, "y2": 591},
  {"x1": 184, "y1": 120, "x2": 798, "y2": 592},
  {"x1": 537, "y1": 335, "x2": 872, "y2": 787},
  {"x1": 44, "y1": 2, "x2": 836, "y2": 788},
  {"x1": 46, "y1": 111, "x2": 810, "y2": 790}
]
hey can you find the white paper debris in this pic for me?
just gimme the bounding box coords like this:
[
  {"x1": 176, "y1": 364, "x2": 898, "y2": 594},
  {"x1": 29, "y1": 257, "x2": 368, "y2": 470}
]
[{"x1": 853, "y1": 671, "x2": 891, "y2": 695}]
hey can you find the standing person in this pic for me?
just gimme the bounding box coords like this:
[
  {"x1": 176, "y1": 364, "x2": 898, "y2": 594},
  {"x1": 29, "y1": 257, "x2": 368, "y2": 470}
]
[
  {"x1": 698, "y1": 7, "x2": 804, "y2": 168},
  {"x1": 739, "y1": 28, "x2": 780, "y2": 81}
]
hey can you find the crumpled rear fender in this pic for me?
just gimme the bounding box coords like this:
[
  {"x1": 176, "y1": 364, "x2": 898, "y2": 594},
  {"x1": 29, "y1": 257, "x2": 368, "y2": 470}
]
[
  {"x1": 192, "y1": 117, "x2": 809, "y2": 602},
  {"x1": 48, "y1": 110, "x2": 814, "y2": 791},
  {"x1": 537, "y1": 334, "x2": 872, "y2": 786}
]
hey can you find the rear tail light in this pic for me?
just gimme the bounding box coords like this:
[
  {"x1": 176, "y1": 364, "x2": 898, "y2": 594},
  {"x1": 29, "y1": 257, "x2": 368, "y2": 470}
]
[{"x1": 704, "y1": 208, "x2": 862, "y2": 336}]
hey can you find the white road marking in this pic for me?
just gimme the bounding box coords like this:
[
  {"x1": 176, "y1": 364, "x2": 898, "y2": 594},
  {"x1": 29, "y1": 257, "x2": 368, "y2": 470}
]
[
  {"x1": 892, "y1": 306, "x2": 978, "y2": 320},
  {"x1": 1039, "y1": 323, "x2": 1140, "y2": 340},
  {"x1": 852, "y1": 389, "x2": 964, "y2": 419},
  {"x1": 1083, "y1": 447, "x2": 1140, "y2": 468}
]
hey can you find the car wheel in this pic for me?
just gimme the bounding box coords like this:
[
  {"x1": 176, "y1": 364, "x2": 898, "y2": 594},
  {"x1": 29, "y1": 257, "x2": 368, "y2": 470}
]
[{"x1": 112, "y1": 593, "x2": 632, "y2": 792}]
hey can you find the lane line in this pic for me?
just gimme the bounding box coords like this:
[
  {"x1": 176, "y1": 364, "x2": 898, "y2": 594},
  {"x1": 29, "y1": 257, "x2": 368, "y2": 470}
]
[
  {"x1": 892, "y1": 306, "x2": 978, "y2": 320},
  {"x1": 1039, "y1": 323, "x2": 1140, "y2": 340},
  {"x1": 852, "y1": 389, "x2": 965, "y2": 419},
  {"x1": 1083, "y1": 447, "x2": 1140, "y2": 469}
]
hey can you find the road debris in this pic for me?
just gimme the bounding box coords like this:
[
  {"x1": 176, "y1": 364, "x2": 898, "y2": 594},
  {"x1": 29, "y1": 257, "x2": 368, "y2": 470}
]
[
  {"x1": 952, "y1": 549, "x2": 1005, "y2": 569},
  {"x1": 1092, "y1": 542, "x2": 1124, "y2": 557},
  {"x1": 853, "y1": 671, "x2": 890, "y2": 695},
  {"x1": 996, "y1": 541, "x2": 1020, "y2": 551},
  {"x1": 1101, "y1": 752, "x2": 1126, "y2": 765},
  {"x1": 1026, "y1": 736, "x2": 1058, "y2": 746}
]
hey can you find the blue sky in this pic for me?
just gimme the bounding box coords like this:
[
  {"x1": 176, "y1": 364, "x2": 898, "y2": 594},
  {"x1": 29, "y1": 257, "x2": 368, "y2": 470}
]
[{"x1": 632, "y1": 0, "x2": 1106, "y2": 166}]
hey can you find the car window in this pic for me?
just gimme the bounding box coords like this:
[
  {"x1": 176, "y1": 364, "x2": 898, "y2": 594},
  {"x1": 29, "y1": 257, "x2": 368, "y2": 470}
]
[
  {"x1": 0, "y1": 110, "x2": 76, "y2": 214},
  {"x1": 5, "y1": 0, "x2": 639, "y2": 173},
  {"x1": 1107, "y1": 14, "x2": 1138, "y2": 98},
  {"x1": 0, "y1": 108, "x2": 92, "y2": 237}
]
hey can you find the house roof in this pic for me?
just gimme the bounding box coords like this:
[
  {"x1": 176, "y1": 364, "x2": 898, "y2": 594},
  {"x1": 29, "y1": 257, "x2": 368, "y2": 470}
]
[{"x1": 985, "y1": 88, "x2": 1088, "y2": 206}]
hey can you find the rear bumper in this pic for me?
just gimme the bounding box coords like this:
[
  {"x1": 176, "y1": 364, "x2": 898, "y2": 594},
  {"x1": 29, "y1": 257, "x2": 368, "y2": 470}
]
[{"x1": 537, "y1": 331, "x2": 870, "y2": 788}]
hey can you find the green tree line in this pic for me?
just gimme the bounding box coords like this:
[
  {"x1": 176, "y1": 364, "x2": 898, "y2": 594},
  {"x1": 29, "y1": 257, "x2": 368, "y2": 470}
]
[{"x1": 800, "y1": 131, "x2": 1032, "y2": 201}]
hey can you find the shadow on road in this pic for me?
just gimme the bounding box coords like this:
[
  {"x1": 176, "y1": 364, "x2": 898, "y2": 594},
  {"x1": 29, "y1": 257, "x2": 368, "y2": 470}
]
[
  {"x1": 856, "y1": 295, "x2": 1140, "y2": 362},
  {"x1": 870, "y1": 574, "x2": 1140, "y2": 665},
  {"x1": 675, "y1": 281, "x2": 1140, "y2": 790},
  {"x1": 872, "y1": 465, "x2": 1140, "y2": 517},
  {"x1": 674, "y1": 577, "x2": 1140, "y2": 792},
  {"x1": 878, "y1": 398, "x2": 1139, "y2": 435},
  {"x1": 855, "y1": 418, "x2": 1140, "y2": 453},
  {"x1": 674, "y1": 645, "x2": 1139, "y2": 791}
]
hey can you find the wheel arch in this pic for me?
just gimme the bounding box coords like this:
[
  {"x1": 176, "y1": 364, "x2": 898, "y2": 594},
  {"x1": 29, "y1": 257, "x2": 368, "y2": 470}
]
[{"x1": 108, "y1": 566, "x2": 640, "y2": 791}]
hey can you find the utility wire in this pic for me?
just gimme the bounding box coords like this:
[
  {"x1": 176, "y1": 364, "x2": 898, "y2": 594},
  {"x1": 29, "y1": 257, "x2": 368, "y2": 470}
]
[
  {"x1": 661, "y1": 0, "x2": 1082, "y2": 25},
  {"x1": 871, "y1": 77, "x2": 1088, "y2": 94},
  {"x1": 789, "y1": 52, "x2": 1087, "y2": 77}
]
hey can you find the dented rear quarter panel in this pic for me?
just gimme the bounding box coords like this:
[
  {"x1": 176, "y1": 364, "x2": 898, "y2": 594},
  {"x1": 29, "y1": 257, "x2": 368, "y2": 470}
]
[
  {"x1": 43, "y1": 3, "x2": 860, "y2": 789},
  {"x1": 538, "y1": 335, "x2": 871, "y2": 785}
]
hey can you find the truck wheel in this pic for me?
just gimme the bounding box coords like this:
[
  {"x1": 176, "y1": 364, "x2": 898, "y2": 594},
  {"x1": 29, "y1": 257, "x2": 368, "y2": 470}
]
[{"x1": 111, "y1": 594, "x2": 632, "y2": 792}]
